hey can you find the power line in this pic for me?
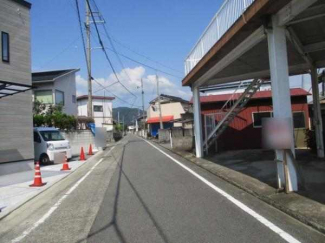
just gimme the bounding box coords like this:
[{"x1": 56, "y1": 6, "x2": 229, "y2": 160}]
[
  {"x1": 90, "y1": 0, "x2": 183, "y2": 79},
  {"x1": 74, "y1": 0, "x2": 140, "y2": 109},
  {"x1": 74, "y1": 0, "x2": 90, "y2": 74},
  {"x1": 90, "y1": 0, "x2": 182, "y2": 75},
  {"x1": 92, "y1": 77, "x2": 140, "y2": 108},
  {"x1": 85, "y1": 0, "x2": 137, "y2": 98},
  {"x1": 39, "y1": 36, "x2": 80, "y2": 69},
  {"x1": 90, "y1": 0, "x2": 135, "y2": 88},
  {"x1": 109, "y1": 35, "x2": 183, "y2": 75},
  {"x1": 93, "y1": 81, "x2": 119, "y2": 93}
]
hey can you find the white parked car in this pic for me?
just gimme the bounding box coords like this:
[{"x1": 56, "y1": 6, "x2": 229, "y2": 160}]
[{"x1": 33, "y1": 127, "x2": 72, "y2": 164}]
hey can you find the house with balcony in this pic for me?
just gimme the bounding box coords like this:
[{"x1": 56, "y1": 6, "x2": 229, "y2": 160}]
[
  {"x1": 0, "y1": 0, "x2": 33, "y2": 164},
  {"x1": 32, "y1": 69, "x2": 80, "y2": 115},
  {"x1": 183, "y1": 0, "x2": 325, "y2": 192},
  {"x1": 77, "y1": 95, "x2": 115, "y2": 131}
]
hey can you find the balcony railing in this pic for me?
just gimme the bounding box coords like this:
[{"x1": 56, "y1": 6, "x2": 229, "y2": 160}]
[{"x1": 184, "y1": 0, "x2": 255, "y2": 75}]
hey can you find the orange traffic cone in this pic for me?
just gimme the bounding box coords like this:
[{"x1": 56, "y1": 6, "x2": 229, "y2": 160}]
[
  {"x1": 80, "y1": 147, "x2": 86, "y2": 161},
  {"x1": 61, "y1": 155, "x2": 71, "y2": 171},
  {"x1": 30, "y1": 162, "x2": 46, "y2": 187},
  {"x1": 88, "y1": 144, "x2": 93, "y2": 155}
]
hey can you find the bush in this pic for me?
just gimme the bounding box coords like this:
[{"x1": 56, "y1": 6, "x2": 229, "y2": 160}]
[
  {"x1": 33, "y1": 114, "x2": 45, "y2": 127},
  {"x1": 33, "y1": 112, "x2": 77, "y2": 131},
  {"x1": 33, "y1": 102, "x2": 95, "y2": 131}
]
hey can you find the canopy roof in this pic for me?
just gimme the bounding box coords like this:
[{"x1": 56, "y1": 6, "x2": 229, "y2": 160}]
[{"x1": 0, "y1": 80, "x2": 32, "y2": 99}]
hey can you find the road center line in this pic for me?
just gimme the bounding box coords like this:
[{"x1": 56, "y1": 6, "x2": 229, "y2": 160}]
[
  {"x1": 144, "y1": 140, "x2": 300, "y2": 243},
  {"x1": 11, "y1": 146, "x2": 115, "y2": 243}
]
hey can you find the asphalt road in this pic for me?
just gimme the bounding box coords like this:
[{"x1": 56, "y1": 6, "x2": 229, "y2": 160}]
[{"x1": 1, "y1": 134, "x2": 325, "y2": 243}]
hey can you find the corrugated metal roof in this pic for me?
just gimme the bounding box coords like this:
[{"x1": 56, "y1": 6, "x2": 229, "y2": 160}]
[{"x1": 190, "y1": 88, "x2": 310, "y2": 103}]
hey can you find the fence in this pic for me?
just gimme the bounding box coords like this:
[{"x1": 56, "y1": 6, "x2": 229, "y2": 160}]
[{"x1": 185, "y1": 0, "x2": 255, "y2": 75}]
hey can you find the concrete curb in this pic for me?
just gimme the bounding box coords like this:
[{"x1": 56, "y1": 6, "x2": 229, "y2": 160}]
[
  {"x1": 149, "y1": 139, "x2": 325, "y2": 235},
  {"x1": 0, "y1": 151, "x2": 104, "y2": 221}
]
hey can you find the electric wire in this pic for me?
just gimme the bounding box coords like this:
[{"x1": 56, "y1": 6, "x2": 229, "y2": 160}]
[
  {"x1": 85, "y1": 0, "x2": 137, "y2": 99},
  {"x1": 74, "y1": 0, "x2": 139, "y2": 108}
]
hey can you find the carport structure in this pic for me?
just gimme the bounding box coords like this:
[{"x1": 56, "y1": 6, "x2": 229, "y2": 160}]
[{"x1": 183, "y1": 0, "x2": 325, "y2": 192}]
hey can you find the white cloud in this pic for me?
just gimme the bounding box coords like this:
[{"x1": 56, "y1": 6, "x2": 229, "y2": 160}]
[{"x1": 76, "y1": 66, "x2": 192, "y2": 107}]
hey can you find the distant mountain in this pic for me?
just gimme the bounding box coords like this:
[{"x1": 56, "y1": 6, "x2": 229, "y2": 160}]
[{"x1": 113, "y1": 107, "x2": 146, "y2": 126}]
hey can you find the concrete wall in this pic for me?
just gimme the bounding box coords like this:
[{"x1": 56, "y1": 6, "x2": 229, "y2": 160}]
[
  {"x1": 61, "y1": 130, "x2": 97, "y2": 156},
  {"x1": 158, "y1": 129, "x2": 170, "y2": 143},
  {"x1": 0, "y1": 0, "x2": 33, "y2": 163},
  {"x1": 170, "y1": 128, "x2": 194, "y2": 151},
  {"x1": 171, "y1": 136, "x2": 194, "y2": 151},
  {"x1": 61, "y1": 130, "x2": 113, "y2": 156}
]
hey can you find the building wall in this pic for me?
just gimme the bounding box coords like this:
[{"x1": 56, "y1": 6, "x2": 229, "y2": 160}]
[
  {"x1": 33, "y1": 72, "x2": 78, "y2": 116},
  {"x1": 77, "y1": 98, "x2": 113, "y2": 131},
  {"x1": 53, "y1": 72, "x2": 78, "y2": 115},
  {"x1": 202, "y1": 96, "x2": 309, "y2": 151},
  {"x1": 147, "y1": 102, "x2": 186, "y2": 128},
  {"x1": 0, "y1": 1, "x2": 33, "y2": 163}
]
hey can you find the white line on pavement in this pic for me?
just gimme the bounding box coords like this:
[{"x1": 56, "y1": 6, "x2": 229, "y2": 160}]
[
  {"x1": 144, "y1": 140, "x2": 301, "y2": 243},
  {"x1": 11, "y1": 147, "x2": 115, "y2": 243}
]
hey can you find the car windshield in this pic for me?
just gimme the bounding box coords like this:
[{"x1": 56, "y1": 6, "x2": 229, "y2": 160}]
[{"x1": 39, "y1": 130, "x2": 65, "y2": 141}]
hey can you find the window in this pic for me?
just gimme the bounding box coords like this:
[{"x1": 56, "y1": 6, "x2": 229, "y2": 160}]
[
  {"x1": 94, "y1": 105, "x2": 103, "y2": 112},
  {"x1": 55, "y1": 90, "x2": 64, "y2": 105},
  {"x1": 34, "y1": 132, "x2": 41, "y2": 143},
  {"x1": 1, "y1": 32, "x2": 9, "y2": 62},
  {"x1": 293, "y1": 112, "x2": 306, "y2": 129},
  {"x1": 35, "y1": 90, "x2": 53, "y2": 104},
  {"x1": 252, "y1": 112, "x2": 273, "y2": 128},
  {"x1": 40, "y1": 131, "x2": 65, "y2": 141},
  {"x1": 72, "y1": 95, "x2": 76, "y2": 103}
]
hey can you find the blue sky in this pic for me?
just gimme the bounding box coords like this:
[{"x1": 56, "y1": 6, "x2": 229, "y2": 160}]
[{"x1": 29, "y1": 0, "x2": 224, "y2": 108}]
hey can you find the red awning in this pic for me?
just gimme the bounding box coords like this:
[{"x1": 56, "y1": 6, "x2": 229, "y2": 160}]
[{"x1": 147, "y1": 116, "x2": 174, "y2": 124}]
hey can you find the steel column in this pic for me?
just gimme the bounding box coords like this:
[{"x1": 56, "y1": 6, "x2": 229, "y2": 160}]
[
  {"x1": 311, "y1": 67, "x2": 325, "y2": 158},
  {"x1": 267, "y1": 16, "x2": 298, "y2": 192},
  {"x1": 193, "y1": 86, "x2": 203, "y2": 158}
]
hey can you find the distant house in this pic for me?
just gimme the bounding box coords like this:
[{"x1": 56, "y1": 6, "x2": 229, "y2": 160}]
[
  {"x1": 77, "y1": 95, "x2": 115, "y2": 131},
  {"x1": 32, "y1": 69, "x2": 80, "y2": 115},
  {"x1": 147, "y1": 94, "x2": 192, "y2": 137},
  {"x1": 0, "y1": 0, "x2": 33, "y2": 163},
  {"x1": 199, "y1": 88, "x2": 310, "y2": 151}
]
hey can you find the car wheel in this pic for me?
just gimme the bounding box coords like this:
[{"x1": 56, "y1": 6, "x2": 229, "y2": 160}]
[{"x1": 40, "y1": 154, "x2": 50, "y2": 165}]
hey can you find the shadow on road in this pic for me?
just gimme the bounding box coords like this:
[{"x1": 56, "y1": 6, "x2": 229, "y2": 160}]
[{"x1": 84, "y1": 139, "x2": 170, "y2": 243}]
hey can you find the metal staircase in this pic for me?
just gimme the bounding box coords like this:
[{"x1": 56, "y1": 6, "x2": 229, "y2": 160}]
[{"x1": 204, "y1": 79, "x2": 264, "y2": 152}]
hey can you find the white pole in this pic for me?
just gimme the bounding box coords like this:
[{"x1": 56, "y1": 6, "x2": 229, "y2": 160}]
[
  {"x1": 267, "y1": 15, "x2": 298, "y2": 192},
  {"x1": 193, "y1": 86, "x2": 203, "y2": 158}
]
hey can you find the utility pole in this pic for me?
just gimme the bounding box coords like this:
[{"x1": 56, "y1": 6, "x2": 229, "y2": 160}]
[
  {"x1": 86, "y1": 0, "x2": 92, "y2": 118},
  {"x1": 118, "y1": 111, "x2": 120, "y2": 125},
  {"x1": 156, "y1": 74, "x2": 163, "y2": 129},
  {"x1": 141, "y1": 78, "x2": 145, "y2": 130}
]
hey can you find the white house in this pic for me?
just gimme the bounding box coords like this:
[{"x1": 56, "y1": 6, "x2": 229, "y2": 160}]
[
  {"x1": 32, "y1": 69, "x2": 80, "y2": 115},
  {"x1": 77, "y1": 95, "x2": 115, "y2": 131}
]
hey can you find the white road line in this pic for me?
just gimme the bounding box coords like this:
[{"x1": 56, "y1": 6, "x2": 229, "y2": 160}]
[
  {"x1": 144, "y1": 140, "x2": 301, "y2": 243},
  {"x1": 11, "y1": 147, "x2": 115, "y2": 243}
]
